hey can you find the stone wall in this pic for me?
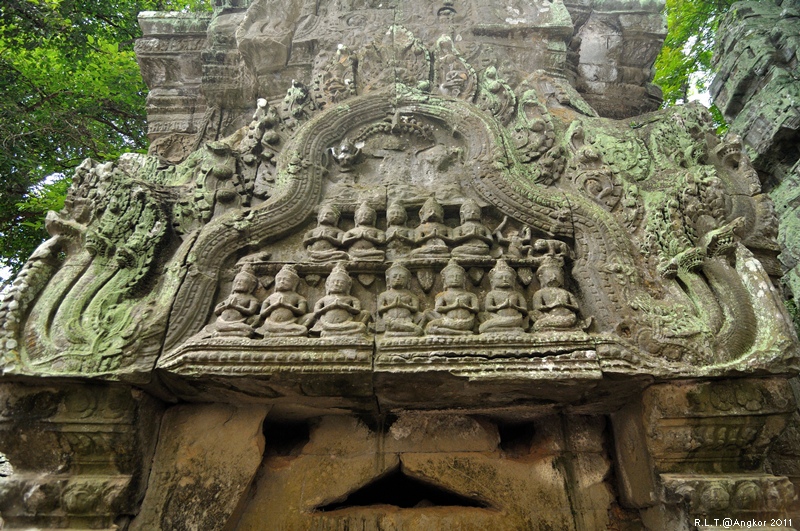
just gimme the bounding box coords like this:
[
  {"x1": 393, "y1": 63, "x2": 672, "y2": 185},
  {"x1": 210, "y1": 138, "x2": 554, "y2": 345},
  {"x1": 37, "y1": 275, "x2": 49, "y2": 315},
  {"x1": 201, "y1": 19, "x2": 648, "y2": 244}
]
[
  {"x1": 711, "y1": 0, "x2": 800, "y2": 303},
  {"x1": 0, "y1": 0, "x2": 798, "y2": 529}
]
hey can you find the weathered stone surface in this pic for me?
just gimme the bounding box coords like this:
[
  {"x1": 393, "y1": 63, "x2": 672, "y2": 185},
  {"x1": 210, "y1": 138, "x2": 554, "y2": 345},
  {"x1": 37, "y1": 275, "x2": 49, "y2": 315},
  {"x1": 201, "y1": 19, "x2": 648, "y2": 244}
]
[
  {"x1": 712, "y1": 8, "x2": 800, "y2": 517},
  {"x1": 711, "y1": 0, "x2": 800, "y2": 302},
  {"x1": 232, "y1": 413, "x2": 623, "y2": 530},
  {"x1": 0, "y1": 382, "x2": 162, "y2": 530},
  {"x1": 0, "y1": 0, "x2": 798, "y2": 528},
  {"x1": 130, "y1": 403, "x2": 266, "y2": 531},
  {"x1": 613, "y1": 378, "x2": 798, "y2": 526}
]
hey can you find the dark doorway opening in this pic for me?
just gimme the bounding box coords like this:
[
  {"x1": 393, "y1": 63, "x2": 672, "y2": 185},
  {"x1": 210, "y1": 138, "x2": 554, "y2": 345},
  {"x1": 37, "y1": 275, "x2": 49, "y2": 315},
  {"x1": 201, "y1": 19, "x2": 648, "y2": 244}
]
[{"x1": 316, "y1": 467, "x2": 490, "y2": 511}]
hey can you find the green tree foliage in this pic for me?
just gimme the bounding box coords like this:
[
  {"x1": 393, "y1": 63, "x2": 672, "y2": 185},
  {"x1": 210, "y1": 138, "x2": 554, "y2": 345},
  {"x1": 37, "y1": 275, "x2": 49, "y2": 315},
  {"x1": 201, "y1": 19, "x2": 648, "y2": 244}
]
[
  {"x1": 653, "y1": 0, "x2": 733, "y2": 127},
  {"x1": 0, "y1": 0, "x2": 210, "y2": 281}
]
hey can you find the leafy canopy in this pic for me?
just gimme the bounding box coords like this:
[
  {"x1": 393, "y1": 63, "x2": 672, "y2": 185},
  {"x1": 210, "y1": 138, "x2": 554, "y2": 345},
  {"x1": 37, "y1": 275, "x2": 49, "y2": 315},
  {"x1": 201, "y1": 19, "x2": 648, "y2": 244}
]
[
  {"x1": 653, "y1": 0, "x2": 733, "y2": 128},
  {"x1": 0, "y1": 0, "x2": 210, "y2": 281}
]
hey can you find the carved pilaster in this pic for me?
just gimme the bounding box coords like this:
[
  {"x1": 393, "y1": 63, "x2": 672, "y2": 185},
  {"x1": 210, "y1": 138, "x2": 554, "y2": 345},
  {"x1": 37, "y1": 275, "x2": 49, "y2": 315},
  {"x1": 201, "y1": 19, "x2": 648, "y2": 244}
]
[
  {"x1": 612, "y1": 378, "x2": 797, "y2": 529},
  {"x1": 0, "y1": 382, "x2": 162, "y2": 530}
]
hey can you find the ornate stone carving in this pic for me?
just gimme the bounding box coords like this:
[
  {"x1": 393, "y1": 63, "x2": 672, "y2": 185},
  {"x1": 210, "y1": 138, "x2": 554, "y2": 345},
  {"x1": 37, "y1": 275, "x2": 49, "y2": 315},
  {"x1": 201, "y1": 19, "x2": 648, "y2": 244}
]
[
  {"x1": 385, "y1": 201, "x2": 415, "y2": 260},
  {"x1": 530, "y1": 241, "x2": 588, "y2": 333},
  {"x1": 377, "y1": 263, "x2": 424, "y2": 337},
  {"x1": 479, "y1": 259, "x2": 528, "y2": 335},
  {"x1": 205, "y1": 265, "x2": 260, "y2": 338},
  {"x1": 308, "y1": 263, "x2": 370, "y2": 337},
  {"x1": 451, "y1": 199, "x2": 493, "y2": 258},
  {"x1": 2, "y1": 1, "x2": 799, "y2": 528},
  {"x1": 412, "y1": 196, "x2": 452, "y2": 258},
  {"x1": 343, "y1": 202, "x2": 386, "y2": 261},
  {"x1": 425, "y1": 259, "x2": 479, "y2": 336},
  {"x1": 257, "y1": 264, "x2": 309, "y2": 337},
  {"x1": 304, "y1": 204, "x2": 349, "y2": 262}
]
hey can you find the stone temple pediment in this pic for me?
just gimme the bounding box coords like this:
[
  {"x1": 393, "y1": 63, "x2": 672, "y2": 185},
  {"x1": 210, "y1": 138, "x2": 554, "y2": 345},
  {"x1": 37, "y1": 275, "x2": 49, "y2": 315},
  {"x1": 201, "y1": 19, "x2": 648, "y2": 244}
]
[{"x1": 1, "y1": 1, "x2": 798, "y2": 529}]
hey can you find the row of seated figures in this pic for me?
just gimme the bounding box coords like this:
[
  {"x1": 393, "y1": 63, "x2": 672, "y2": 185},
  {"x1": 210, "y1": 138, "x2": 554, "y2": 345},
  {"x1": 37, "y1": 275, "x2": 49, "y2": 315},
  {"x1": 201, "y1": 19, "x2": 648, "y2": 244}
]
[
  {"x1": 304, "y1": 197, "x2": 535, "y2": 262},
  {"x1": 206, "y1": 254, "x2": 589, "y2": 340}
]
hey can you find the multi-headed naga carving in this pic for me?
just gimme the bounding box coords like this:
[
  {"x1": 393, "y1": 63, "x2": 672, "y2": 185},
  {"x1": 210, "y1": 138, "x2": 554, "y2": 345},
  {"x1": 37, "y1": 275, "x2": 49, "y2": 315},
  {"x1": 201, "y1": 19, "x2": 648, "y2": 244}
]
[{"x1": 0, "y1": 11, "x2": 794, "y2": 385}]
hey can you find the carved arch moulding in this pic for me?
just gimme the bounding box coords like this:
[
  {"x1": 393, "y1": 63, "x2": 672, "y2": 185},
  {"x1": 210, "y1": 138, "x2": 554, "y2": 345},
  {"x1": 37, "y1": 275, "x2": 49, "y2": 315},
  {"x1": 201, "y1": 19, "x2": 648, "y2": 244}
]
[{"x1": 0, "y1": 18, "x2": 795, "y2": 409}]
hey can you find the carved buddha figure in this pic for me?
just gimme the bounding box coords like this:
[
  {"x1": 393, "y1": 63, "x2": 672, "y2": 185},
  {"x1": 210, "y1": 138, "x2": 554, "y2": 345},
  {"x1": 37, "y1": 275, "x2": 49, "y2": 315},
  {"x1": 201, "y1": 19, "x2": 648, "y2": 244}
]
[
  {"x1": 479, "y1": 259, "x2": 528, "y2": 335},
  {"x1": 411, "y1": 196, "x2": 451, "y2": 257},
  {"x1": 309, "y1": 263, "x2": 369, "y2": 337},
  {"x1": 385, "y1": 201, "x2": 414, "y2": 260},
  {"x1": 211, "y1": 266, "x2": 260, "y2": 337},
  {"x1": 303, "y1": 204, "x2": 348, "y2": 262},
  {"x1": 425, "y1": 259, "x2": 478, "y2": 335},
  {"x1": 257, "y1": 264, "x2": 308, "y2": 337},
  {"x1": 530, "y1": 255, "x2": 580, "y2": 331},
  {"x1": 342, "y1": 202, "x2": 385, "y2": 261},
  {"x1": 451, "y1": 199, "x2": 493, "y2": 258},
  {"x1": 377, "y1": 263, "x2": 423, "y2": 337}
]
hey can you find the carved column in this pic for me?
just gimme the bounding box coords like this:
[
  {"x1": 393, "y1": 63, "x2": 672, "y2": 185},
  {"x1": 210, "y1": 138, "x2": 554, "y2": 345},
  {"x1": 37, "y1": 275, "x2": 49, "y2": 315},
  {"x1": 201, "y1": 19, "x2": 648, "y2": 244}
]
[
  {"x1": 0, "y1": 382, "x2": 161, "y2": 530},
  {"x1": 136, "y1": 12, "x2": 212, "y2": 163},
  {"x1": 612, "y1": 378, "x2": 797, "y2": 529}
]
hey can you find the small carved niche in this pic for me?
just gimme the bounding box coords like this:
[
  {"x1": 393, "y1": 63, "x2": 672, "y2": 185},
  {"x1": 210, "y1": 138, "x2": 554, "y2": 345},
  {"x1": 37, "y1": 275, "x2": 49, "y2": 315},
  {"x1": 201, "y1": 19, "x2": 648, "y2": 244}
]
[
  {"x1": 263, "y1": 419, "x2": 311, "y2": 458},
  {"x1": 498, "y1": 422, "x2": 536, "y2": 458},
  {"x1": 316, "y1": 466, "x2": 491, "y2": 511}
]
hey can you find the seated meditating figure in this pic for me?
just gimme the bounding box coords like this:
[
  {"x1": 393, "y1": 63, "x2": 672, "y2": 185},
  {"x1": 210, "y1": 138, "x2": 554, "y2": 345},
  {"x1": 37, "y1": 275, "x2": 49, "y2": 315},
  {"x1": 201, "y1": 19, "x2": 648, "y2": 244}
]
[
  {"x1": 411, "y1": 196, "x2": 451, "y2": 257},
  {"x1": 257, "y1": 264, "x2": 308, "y2": 336},
  {"x1": 377, "y1": 263, "x2": 423, "y2": 336},
  {"x1": 209, "y1": 266, "x2": 260, "y2": 337},
  {"x1": 425, "y1": 259, "x2": 478, "y2": 335},
  {"x1": 342, "y1": 201, "x2": 385, "y2": 261},
  {"x1": 309, "y1": 263, "x2": 369, "y2": 337},
  {"x1": 303, "y1": 204, "x2": 348, "y2": 262},
  {"x1": 479, "y1": 259, "x2": 528, "y2": 334},
  {"x1": 530, "y1": 255, "x2": 580, "y2": 331},
  {"x1": 451, "y1": 199, "x2": 493, "y2": 258},
  {"x1": 385, "y1": 201, "x2": 414, "y2": 260}
]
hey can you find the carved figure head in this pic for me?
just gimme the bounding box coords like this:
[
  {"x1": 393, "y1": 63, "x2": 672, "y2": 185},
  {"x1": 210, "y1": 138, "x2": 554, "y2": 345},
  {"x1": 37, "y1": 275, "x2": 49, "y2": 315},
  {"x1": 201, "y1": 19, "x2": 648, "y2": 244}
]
[
  {"x1": 441, "y1": 259, "x2": 466, "y2": 288},
  {"x1": 275, "y1": 264, "x2": 300, "y2": 291},
  {"x1": 489, "y1": 259, "x2": 516, "y2": 288},
  {"x1": 419, "y1": 196, "x2": 444, "y2": 223},
  {"x1": 536, "y1": 256, "x2": 564, "y2": 288},
  {"x1": 386, "y1": 263, "x2": 411, "y2": 289},
  {"x1": 355, "y1": 202, "x2": 377, "y2": 226},
  {"x1": 387, "y1": 202, "x2": 408, "y2": 226},
  {"x1": 232, "y1": 265, "x2": 258, "y2": 293},
  {"x1": 318, "y1": 204, "x2": 341, "y2": 226},
  {"x1": 459, "y1": 199, "x2": 482, "y2": 223},
  {"x1": 326, "y1": 262, "x2": 352, "y2": 294}
]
